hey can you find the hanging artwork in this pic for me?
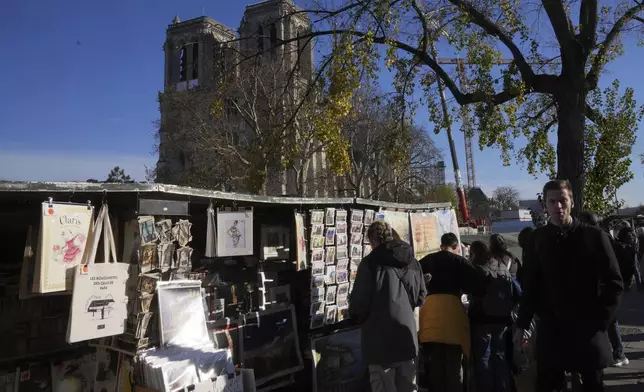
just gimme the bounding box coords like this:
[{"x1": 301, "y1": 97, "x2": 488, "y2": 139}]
[
  {"x1": 261, "y1": 225, "x2": 290, "y2": 260},
  {"x1": 34, "y1": 201, "x2": 94, "y2": 293},
  {"x1": 310, "y1": 210, "x2": 324, "y2": 225},
  {"x1": 335, "y1": 209, "x2": 347, "y2": 223},
  {"x1": 216, "y1": 208, "x2": 254, "y2": 257},
  {"x1": 137, "y1": 216, "x2": 157, "y2": 245},
  {"x1": 410, "y1": 212, "x2": 441, "y2": 259},
  {"x1": 295, "y1": 213, "x2": 308, "y2": 271},
  {"x1": 325, "y1": 208, "x2": 336, "y2": 226},
  {"x1": 433, "y1": 209, "x2": 461, "y2": 247},
  {"x1": 381, "y1": 210, "x2": 411, "y2": 244}
]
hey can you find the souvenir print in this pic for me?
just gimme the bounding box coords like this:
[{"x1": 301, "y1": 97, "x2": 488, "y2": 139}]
[
  {"x1": 140, "y1": 244, "x2": 158, "y2": 273},
  {"x1": 311, "y1": 224, "x2": 324, "y2": 237},
  {"x1": 138, "y1": 216, "x2": 157, "y2": 245},
  {"x1": 176, "y1": 246, "x2": 193, "y2": 272},
  {"x1": 311, "y1": 249, "x2": 325, "y2": 263},
  {"x1": 364, "y1": 209, "x2": 375, "y2": 226},
  {"x1": 311, "y1": 260, "x2": 324, "y2": 276},
  {"x1": 310, "y1": 210, "x2": 324, "y2": 225},
  {"x1": 311, "y1": 286, "x2": 325, "y2": 302},
  {"x1": 350, "y1": 244, "x2": 363, "y2": 259},
  {"x1": 336, "y1": 233, "x2": 348, "y2": 246},
  {"x1": 336, "y1": 246, "x2": 348, "y2": 260},
  {"x1": 324, "y1": 265, "x2": 336, "y2": 285},
  {"x1": 350, "y1": 209, "x2": 364, "y2": 223},
  {"x1": 336, "y1": 258, "x2": 349, "y2": 270},
  {"x1": 311, "y1": 275, "x2": 325, "y2": 288},
  {"x1": 157, "y1": 242, "x2": 175, "y2": 272},
  {"x1": 351, "y1": 234, "x2": 363, "y2": 245},
  {"x1": 335, "y1": 209, "x2": 347, "y2": 223},
  {"x1": 336, "y1": 222, "x2": 348, "y2": 235},
  {"x1": 336, "y1": 269, "x2": 348, "y2": 284},
  {"x1": 324, "y1": 305, "x2": 337, "y2": 324},
  {"x1": 324, "y1": 247, "x2": 336, "y2": 265},
  {"x1": 173, "y1": 219, "x2": 193, "y2": 247},
  {"x1": 325, "y1": 227, "x2": 336, "y2": 246},
  {"x1": 325, "y1": 208, "x2": 336, "y2": 226},
  {"x1": 311, "y1": 236, "x2": 325, "y2": 249},
  {"x1": 351, "y1": 223, "x2": 363, "y2": 234},
  {"x1": 337, "y1": 304, "x2": 349, "y2": 322},
  {"x1": 337, "y1": 282, "x2": 350, "y2": 297},
  {"x1": 261, "y1": 225, "x2": 290, "y2": 260},
  {"x1": 325, "y1": 285, "x2": 337, "y2": 305}
]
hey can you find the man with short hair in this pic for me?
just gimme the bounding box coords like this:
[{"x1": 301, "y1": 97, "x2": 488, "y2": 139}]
[
  {"x1": 515, "y1": 180, "x2": 623, "y2": 392},
  {"x1": 350, "y1": 221, "x2": 427, "y2": 392},
  {"x1": 417, "y1": 233, "x2": 485, "y2": 392}
]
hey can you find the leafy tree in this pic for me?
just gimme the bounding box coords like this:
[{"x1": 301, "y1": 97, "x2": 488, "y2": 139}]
[
  {"x1": 157, "y1": 55, "x2": 329, "y2": 195},
  {"x1": 492, "y1": 185, "x2": 520, "y2": 210},
  {"x1": 426, "y1": 183, "x2": 457, "y2": 206},
  {"x1": 340, "y1": 85, "x2": 443, "y2": 201},
  {"x1": 585, "y1": 80, "x2": 642, "y2": 215},
  {"x1": 105, "y1": 167, "x2": 134, "y2": 183},
  {"x1": 266, "y1": 0, "x2": 644, "y2": 212}
]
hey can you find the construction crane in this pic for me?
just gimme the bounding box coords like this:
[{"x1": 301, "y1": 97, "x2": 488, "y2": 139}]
[
  {"x1": 437, "y1": 57, "x2": 514, "y2": 189},
  {"x1": 434, "y1": 57, "x2": 515, "y2": 223}
]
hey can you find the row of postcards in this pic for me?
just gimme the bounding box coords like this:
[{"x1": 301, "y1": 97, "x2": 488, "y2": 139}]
[{"x1": 307, "y1": 208, "x2": 382, "y2": 328}]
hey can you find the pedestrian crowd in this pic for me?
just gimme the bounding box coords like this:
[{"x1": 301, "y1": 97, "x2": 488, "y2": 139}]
[{"x1": 349, "y1": 179, "x2": 643, "y2": 392}]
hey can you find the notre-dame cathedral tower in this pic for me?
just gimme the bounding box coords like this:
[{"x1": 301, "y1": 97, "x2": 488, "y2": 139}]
[{"x1": 156, "y1": 0, "x2": 331, "y2": 196}]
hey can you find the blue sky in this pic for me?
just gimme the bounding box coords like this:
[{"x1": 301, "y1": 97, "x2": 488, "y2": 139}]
[{"x1": 0, "y1": 0, "x2": 643, "y2": 205}]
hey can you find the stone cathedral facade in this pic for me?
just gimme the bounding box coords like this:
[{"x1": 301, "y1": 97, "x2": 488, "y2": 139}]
[{"x1": 156, "y1": 0, "x2": 334, "y2": 197}]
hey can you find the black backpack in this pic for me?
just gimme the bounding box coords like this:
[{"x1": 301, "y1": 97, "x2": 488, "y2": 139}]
[{"x1": 481, "y1": 259, "x2": 514, "y2": 318}]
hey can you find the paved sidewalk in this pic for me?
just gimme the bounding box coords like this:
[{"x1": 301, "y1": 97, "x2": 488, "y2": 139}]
[{"x1": 604, "y1": 291, "x2": 644, "y2": 391}]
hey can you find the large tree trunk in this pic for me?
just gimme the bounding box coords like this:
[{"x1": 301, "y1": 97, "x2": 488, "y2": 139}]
[{"x1": 555, "y1": 75, "x2": 587, "y2": 216}]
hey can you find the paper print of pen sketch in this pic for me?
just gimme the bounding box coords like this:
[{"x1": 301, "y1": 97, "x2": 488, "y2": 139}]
[
  {"x1": 85, "y1": 294, "x2": 116, "y2": 320},
  {"x1": 216, "y1": 209, "x2": 254, "y2": 256},
  {"x1": 37, "y1": 202, "x2": 93, "y2": 293}
]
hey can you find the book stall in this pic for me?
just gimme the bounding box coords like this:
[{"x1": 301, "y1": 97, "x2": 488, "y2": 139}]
[{"x1": 0, "y1": 182, "x2": 454, "y2": 392}]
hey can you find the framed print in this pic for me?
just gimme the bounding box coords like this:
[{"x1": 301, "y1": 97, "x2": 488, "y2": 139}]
[
  {"x1": 216, "y1": 208, "x2": 254, "y2": 257},
  {"x1": 335, "y1": 209, "x2": 347, "y2": 223},
  {"x1": 261, "y1": 225, "x2": 290, "y2": 260},
  {"x1": 337, "y1": 222, "x2": 348, "y2": 235},
  {"x1": 336, "y1": 233, "x2": 348, "y2": 246},
  {"x1": 324, "y1": 265, "x2": 336, "y2": 285},
  {"x1": 325, "y1": 285, "x2": 337, "y2": 305}
]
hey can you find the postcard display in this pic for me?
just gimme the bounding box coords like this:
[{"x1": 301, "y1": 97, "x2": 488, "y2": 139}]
[{"x1": 308, "y1": 208, "x2": 375, "y2": 329}]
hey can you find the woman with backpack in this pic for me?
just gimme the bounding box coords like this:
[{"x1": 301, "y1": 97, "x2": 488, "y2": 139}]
[{"x1": 468, "y1": 241, "x2": 519, "y2": 392}]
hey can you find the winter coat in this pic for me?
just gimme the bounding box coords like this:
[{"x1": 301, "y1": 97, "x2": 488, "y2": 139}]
[
  {"x1": 468, "y1": 256, "x2": 519, "y2": 326},
  {"x1": 516, "y1": 221, "x2": 623, "y2": 371},
  {"x1": 349, "y1": 239, "x2": 427, "y2": 367}
]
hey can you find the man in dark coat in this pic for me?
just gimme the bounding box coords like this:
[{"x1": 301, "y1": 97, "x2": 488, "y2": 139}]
[
  {"x1": 350, "y1": 221, "x2": 427, "y2": 392},
  {"x1": 514, "y1": 180, "x2": 623, "y2": 392}
]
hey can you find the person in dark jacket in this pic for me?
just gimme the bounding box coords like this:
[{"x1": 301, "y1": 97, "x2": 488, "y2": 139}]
[
  {"x1": 514, "y1": 180, "x2": 623, "y2": 392},
  {"x1": 578, "y1": 211, "x2": 629, "y2": 368},
  {"x1": 418, "y1": 233, "x2": 485, "y2": 392},
  {"x1": 469, "y1": 241, "x2": 516, "y2": 392},
  {"x1": 516, "y1": 227, "x2": 534, "y2": 287},
  {"x1": 349, "y1": 221, "x2": 427, "y2": 392}
]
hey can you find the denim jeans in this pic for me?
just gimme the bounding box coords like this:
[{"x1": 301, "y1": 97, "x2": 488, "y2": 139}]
[
  {"x1": 471, "y1": 324, "x2": 511, "y2": 392},
  {"x1": 607, "y1": 318, "x2": 624, "y2": 359}
]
